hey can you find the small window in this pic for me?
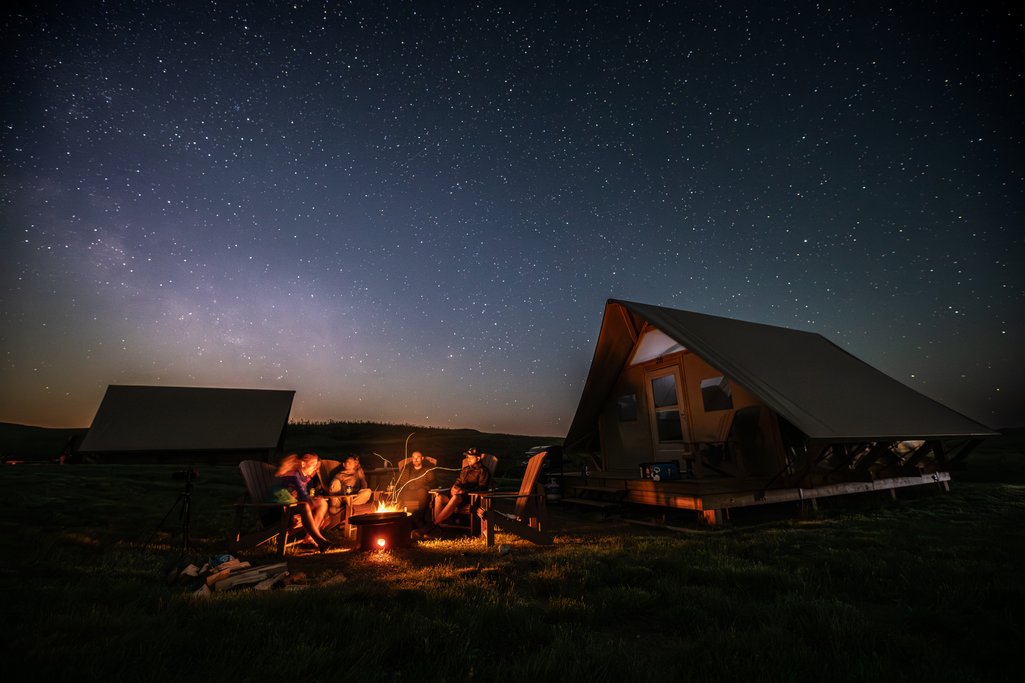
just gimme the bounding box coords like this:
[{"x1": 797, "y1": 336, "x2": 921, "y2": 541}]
[
  {"x1": 655, "y1": 411, "x2": 684, "y2": 442},
  {"x1": 617, "y1": 394, "x2": 637, "y2": 422},
  {"x1": 650, "y1": 374, "x2": 679, "y2": 409},
  {"x1": 700, "y1": 376, "x2": 733, "y2": 411}
]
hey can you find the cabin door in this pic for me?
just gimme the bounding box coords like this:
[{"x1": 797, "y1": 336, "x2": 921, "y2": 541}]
[{"x1": 645, "y1": 366, "x2": 691, "y2": 460}]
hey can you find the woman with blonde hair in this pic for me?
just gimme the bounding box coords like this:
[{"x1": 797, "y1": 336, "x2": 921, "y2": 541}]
[{"x1": 268, "y1": 452, "x2": 333, "y2": 551}]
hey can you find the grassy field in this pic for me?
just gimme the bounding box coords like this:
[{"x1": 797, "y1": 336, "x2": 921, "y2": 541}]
[{"x1": 2, "y1": 434, "x2": 1023, "y2": 681}]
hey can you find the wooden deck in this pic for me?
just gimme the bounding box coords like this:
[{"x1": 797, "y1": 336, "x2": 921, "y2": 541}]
[{"x1": 558, "y1": 470, "x2": 952, "y2": 524}]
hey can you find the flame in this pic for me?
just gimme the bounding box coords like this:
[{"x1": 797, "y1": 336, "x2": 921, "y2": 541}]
[{"x1": 375, "y1": 500, "x2": 399, "y2": 513}]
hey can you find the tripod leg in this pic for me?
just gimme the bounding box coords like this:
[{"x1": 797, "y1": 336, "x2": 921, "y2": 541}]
[
  {"x1": 180, "y1": 493, "x2": 192, "y2": 554},
  {"x1": 146, "y1": 494, "x2": 184, "y2": 550}
]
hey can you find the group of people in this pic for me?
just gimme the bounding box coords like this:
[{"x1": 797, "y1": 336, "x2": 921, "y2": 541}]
[{"x1": 267, "y1": 447, "x2": 492, "y2": 549}]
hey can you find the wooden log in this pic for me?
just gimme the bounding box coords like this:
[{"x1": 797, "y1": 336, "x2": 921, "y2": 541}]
[
  {"x1": 213, "y1": 562, "x2": 288, "y2": 591},
  {"x1": 205, "y1": 569, "x2": 232, "y2": 587},
  {"x1": 253, "y1": 570, "x2": 289, "y2": 591}
]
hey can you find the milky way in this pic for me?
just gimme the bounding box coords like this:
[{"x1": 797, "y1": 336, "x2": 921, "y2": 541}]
[{"x1": 2, "y1": 1, "x2": 1022, "y2": 433}]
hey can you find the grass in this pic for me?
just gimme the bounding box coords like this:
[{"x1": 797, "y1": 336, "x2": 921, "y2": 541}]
[{"x1": 3, "y1": 440, "x2": 1024, "y2": 681}]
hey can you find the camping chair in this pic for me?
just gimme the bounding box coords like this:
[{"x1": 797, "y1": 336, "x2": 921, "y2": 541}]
[
  {"x1": 476, "y1": 450, "x2": 553, "y2": 546},
  {"x1": 431, "y1": 453, "x2": 498, "y2": 532},
  {"x1": 318, "y1": 458, "x2": 377, "y2": 539},
  {"x1": 396, "y1": 455, "x2": 438, "y2": 470},
  {"x1": 230, "y1": 460, "x2": 304, "y2": 557},
  {"x1": 392, "y1": 455, "x2": 438, "y2": 512}
]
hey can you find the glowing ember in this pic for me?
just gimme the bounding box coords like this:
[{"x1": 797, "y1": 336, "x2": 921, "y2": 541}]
[{"x1": 348, "y1": 508, "x2": 411, "y2": 551}]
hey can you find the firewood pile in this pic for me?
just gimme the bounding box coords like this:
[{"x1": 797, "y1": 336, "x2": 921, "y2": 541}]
[{"x1": 170, "y1": 554, "x2": 294, "y2": 596}]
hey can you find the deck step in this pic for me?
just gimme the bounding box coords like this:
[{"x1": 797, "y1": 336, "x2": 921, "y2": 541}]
[
  {"x1": 560, "y1": 485, "x2": 627, "y2": 514},
  {"x1": 560, "y1": 497, "x2": 620, "y2": 510}
]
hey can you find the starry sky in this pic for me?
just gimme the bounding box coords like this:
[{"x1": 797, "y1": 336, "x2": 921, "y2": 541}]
[{"x1": 2, "y1": 1, "x2": 1022, "y2": 434}]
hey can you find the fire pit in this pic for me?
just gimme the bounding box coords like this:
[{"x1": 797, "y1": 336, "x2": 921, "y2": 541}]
[{"x1": 347, "y1": 510, "x2": 412, "y2": 551}]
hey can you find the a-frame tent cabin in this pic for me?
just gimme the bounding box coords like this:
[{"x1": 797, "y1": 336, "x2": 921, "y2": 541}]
[
  {"x1": 77, "y1": 385, "x2": 295, "y2": 465},
  {"x1": 562, "y1": 300, "x2": 997, "y2": 522}
]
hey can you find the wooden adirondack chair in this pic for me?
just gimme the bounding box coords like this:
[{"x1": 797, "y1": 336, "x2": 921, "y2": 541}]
[
  {"x1": 476, "y1": 450, "x2": 553, "y2": 547},
  {"x1": 393, "y1": 454, "x2": 438, "y2": 509},
  {"x1": 396, "y1": 455, "x2": 438, "y2": 470},
  {"x1": 230, "y1": 460, "x2": 303, "y2": 557},
  {"x1": 433, "y1": 453, "x2": 498, "y2": 531},
  {"x1": 317, "y1": 457, "x2": 377, "y2": 539}
]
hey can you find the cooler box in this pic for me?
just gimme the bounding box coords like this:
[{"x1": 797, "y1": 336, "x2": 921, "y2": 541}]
[
  {"x1": 650, "y1": 461, "x2": 681, "y2": 481},
  {"x1": 640, "y1": 461, "x2": 681, "y2": 480}
]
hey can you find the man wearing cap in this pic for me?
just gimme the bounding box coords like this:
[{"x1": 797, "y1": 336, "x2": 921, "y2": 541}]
[{"x1": 427, "y1": 447, "x2": 491, "y2": 531}]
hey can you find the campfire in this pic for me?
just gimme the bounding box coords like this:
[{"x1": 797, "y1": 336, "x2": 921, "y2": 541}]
[
  {"x1": 347, "y1": 502, "x2": 412, "y2": 551},
  {"x1": 375, "y1": 500, "x2": 399, "y2": 513}
]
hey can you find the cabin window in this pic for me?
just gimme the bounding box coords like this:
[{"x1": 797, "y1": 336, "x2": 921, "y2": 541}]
[
  {"x1": 651, "y1": 374, "x2": 678, "y2": 408},
  {"x1": 700, "y1": 376, "x2": 733, "y2": 411},
  {"x1": 617, "y1": 394, "x2": 637, "y2": 422},
  {"x1": 650, "y1": 373, "x2": 684, "y2": 442},
  {"x1": 655, "y1": 411, "x2": 684, "y2": 441}
]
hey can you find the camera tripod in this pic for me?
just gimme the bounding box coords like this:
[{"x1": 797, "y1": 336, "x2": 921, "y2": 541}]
[{"x1": 147, "y1": 476, "x2": 194, "y2": 555}]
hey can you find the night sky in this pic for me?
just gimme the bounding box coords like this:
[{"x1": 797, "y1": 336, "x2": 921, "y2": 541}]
[{"x1": 2, "y1": 1, "x2": 1022, "y2": 434}]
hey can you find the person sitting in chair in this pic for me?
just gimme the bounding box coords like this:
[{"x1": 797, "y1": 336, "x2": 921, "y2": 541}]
[
  {"x1": 428, "y1": 447, "x2": 490, "y2": 531},
  {"x1": 268, "y1": 452, "x2": 334, "y2": 552},
  {"x1": 395, "y1": 450, "x2": 437, "y2": 530},
  {"x1": 328, "y1": 455, "x2": 373, "y2": 517}
]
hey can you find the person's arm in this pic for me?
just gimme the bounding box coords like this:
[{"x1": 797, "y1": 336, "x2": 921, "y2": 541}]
[
  {"x1": 447, "y1": 467, "x2": 465, "y2": 495},
  {"x1": 458, "y1": 467, "x2": 486, "y2": 493},
  {"x1": 469, "y1": 467, "x2": 490, "y2": 492}
]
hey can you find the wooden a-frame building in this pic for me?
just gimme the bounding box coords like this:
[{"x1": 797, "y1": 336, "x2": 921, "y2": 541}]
[{"x1": 562, "y1": 300, "x2": 997, "y2": 522}]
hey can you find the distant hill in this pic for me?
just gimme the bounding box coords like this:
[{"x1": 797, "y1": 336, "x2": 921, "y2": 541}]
[
  {"x1": 0, "y1": 420, "x2": 562, "y2": 474},
  {"x1": 0, "y1": 422, "x2": 87, "y2": 462},
  {"x1": 281, "y1": 421, "x2": 562, "y2": 476}
]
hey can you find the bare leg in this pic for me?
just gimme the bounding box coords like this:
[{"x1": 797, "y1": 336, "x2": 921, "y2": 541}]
[
  {"x1": 432, "y1": 492, "x2": 450, "y2": 524},
  {"x1": 297, "y1": 502, "x2": 331, "y2": 546},
  {"x1": 310, "y1": 496, "x2": 329, "y2": 530},
  {"x1": 433, "y1": 494, "x2": 462, "y2": 526}
]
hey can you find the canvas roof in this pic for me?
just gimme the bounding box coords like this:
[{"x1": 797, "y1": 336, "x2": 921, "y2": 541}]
[
  {"x1": 565, "y1": 300, "x2": 996, "y2": 448},
  {"x1": 79, "y1": 385, "x2": 295, "y2": 452}
]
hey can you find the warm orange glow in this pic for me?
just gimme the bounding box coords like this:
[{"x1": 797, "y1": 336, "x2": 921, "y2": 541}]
[
  {"x1": 375, "y1": 501, "x2": 398, "y2": 513},
  {"x1": 375, "y1": 537, "x2": 387, "y2": 548}
]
